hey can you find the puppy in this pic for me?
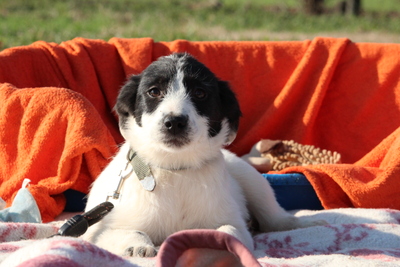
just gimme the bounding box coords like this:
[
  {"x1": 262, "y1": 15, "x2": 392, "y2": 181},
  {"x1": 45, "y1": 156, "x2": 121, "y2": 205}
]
[{"x1": 82, "y1": 53, "x2": 322, "y2": 257}]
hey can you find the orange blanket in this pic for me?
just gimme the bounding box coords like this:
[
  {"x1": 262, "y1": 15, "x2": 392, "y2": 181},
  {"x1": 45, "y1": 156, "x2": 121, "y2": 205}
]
[
  {"x1": 0, "y1": 37, "x2": 399, "y2": 221},
  {"x1": 0, "y1": 85, "x2": 117, "y2": 222}
]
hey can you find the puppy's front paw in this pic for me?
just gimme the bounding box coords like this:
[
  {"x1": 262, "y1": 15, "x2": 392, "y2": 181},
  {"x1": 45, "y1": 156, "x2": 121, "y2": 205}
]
[
  {"x1": 91, "y1": 228, "x2": 157, "y2": 257},
  {"x1": 123, "y1": 245, "x2": 157, "y2": 257}
]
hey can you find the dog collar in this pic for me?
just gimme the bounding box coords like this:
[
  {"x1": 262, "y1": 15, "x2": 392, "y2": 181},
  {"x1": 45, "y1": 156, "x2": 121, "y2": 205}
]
[
  {"x1": 128, "y1": 149, "x2": 156, "y2": 192},
  {"x1": 106, "y1": 149, "x2": 156, "y2": 201}
]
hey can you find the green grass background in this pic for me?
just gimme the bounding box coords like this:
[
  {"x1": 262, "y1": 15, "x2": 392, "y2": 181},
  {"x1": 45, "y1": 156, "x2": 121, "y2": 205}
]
[{"x1": 1, "y1": 0, "x2": 400, "y2": 49}]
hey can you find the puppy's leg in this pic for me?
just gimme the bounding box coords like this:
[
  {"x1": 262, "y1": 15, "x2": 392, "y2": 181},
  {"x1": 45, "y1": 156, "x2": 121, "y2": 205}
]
[
  {"x1": 224, "y1": 150, "x2": 325, "y2": 232},
  {"x1": 217, "y1": 224, "x2": 254, "y2": 251},
  {"x1": 99, "y1": 229, "x2": 157, "y2": 257},
  {"x1": 86, "y1": 227, "x2": 157, "y2": 257}
]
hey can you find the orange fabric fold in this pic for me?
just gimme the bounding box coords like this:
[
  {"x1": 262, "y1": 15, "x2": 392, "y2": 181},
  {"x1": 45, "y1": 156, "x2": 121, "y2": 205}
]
[
  {"x1": 279, "y1": 127, "x2": 400, "y2": 209},
  {"x1": 0, "y1": 84, "x2": 116, "y2": 222},
  {"x1": 0, "y1": 37, "x2": 399, "y2": 220}
]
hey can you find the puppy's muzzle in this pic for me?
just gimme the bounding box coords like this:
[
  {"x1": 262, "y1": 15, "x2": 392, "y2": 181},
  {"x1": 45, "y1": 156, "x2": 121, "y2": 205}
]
[{"x1": 163, "y1": 115, "x2": 188, "y2": 136}]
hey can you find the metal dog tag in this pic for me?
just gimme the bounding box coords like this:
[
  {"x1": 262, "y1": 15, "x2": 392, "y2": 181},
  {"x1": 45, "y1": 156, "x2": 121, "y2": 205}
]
[
  {"x1": 129, "y1": 150, "x2": 156, "y2": 192},
  {"x1": 140, "y1": 175, "x2": 156, "y2": 192}
]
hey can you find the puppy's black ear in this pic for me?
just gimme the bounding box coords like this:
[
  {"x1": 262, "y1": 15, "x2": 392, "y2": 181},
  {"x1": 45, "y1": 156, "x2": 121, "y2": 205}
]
[
  {"x1": 218, "y1": 80, "x2": 242, "y2": 145},
  {"x1": 114, "y1": 75, "x2": 141, "y2": 117},
  {"x1": 114, "y1": 75, "x2": 141, "y2": 129}
]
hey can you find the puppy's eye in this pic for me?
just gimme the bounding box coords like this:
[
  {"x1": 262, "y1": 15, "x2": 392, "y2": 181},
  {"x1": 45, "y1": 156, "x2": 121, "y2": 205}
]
[
  {"x1": 147, "y1": 87, "x2": 161, "y2": 98},
  {"x1": 193, "y1": 88, "x2": 207, "y2": 99}
]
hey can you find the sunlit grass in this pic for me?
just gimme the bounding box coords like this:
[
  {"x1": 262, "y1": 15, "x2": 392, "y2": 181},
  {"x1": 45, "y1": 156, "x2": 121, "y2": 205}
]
[{"x1": 1, "y1": 0, "x2": 400, "y2": 50}]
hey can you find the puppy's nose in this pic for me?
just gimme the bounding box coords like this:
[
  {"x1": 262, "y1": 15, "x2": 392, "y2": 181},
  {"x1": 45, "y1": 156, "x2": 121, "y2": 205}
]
[{"x1": 163, "y1": 115, "x2": 188, "y2": 135}]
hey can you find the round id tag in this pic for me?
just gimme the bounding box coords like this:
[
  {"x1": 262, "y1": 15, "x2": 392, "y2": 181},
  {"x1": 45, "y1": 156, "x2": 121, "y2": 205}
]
[{"x1": 140, "y1": 175, "x2": 156, "y2": 191}]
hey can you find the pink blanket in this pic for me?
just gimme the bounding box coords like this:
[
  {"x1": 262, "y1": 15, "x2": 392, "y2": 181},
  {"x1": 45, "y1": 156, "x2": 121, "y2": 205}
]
[{"x1": 1, "y1": 208, "x2": 399, "y2": 266}]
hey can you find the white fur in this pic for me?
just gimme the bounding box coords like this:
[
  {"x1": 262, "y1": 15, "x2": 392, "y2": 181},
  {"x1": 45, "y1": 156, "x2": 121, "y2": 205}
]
[{"x1": 82, "y1": 56, "x2": 324, "y2": 257}]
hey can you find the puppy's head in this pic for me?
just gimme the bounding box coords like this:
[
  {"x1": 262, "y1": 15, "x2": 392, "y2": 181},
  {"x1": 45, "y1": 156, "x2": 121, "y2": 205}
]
[{"x1": 115, "y1": 53, "x2": 241, "y2": 169}]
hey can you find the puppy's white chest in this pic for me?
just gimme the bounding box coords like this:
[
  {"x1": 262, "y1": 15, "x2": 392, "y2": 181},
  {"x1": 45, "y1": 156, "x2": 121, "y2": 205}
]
[
  {"x1": 85, "y1": 144, "x2": 247, "y2": 247},
  {"x1": 111, "y1": 160, "x2": 238, "y2": 244}
]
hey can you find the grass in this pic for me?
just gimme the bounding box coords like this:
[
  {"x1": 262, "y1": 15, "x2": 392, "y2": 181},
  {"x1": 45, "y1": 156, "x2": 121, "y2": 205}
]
[{"x1": 1, "y1": 0, "x2": 400, "y2": 50}]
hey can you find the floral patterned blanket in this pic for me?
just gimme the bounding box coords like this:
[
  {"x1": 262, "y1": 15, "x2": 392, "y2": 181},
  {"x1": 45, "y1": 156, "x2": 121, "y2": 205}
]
[{"x1": 0, "y1": 208, "x2": 399, "y2": 267}]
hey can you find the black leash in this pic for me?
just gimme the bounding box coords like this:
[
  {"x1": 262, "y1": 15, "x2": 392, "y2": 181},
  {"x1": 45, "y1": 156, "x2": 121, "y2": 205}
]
[{"x1": 50, "y1": 201, "x2": 114, "y2": 238}]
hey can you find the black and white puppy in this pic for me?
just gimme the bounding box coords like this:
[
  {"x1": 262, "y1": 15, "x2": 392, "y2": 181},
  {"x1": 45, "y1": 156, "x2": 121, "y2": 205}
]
[{"x1": 82, "y1": 53, "x2": 321, "y2": 257}]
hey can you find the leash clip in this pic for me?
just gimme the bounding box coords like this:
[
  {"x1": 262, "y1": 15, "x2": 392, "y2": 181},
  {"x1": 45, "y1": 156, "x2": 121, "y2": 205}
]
[{"x1": 106, "y1": 160, "x2": 134, "y2": 201}]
